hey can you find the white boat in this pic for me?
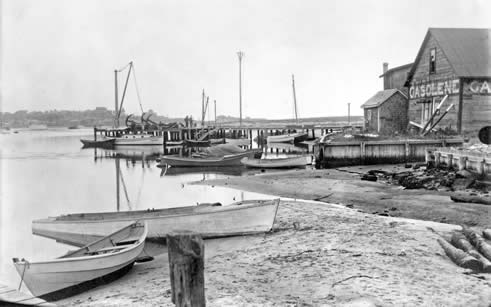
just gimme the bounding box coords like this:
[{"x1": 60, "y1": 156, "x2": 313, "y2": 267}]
[
  {"x1": 32, "y1": 199, "x2": 280, "y2": 246},
  {"x1": 241, "y1": 156, "x2": 312, "y2": 168},
  {"x1": 266, "y1": 132, "x2": 308, "y2": 144},
  {"x1": 99, "y1": 133, "x2": 163, "y2": 146},
  {"x1": 14, "y1": 221, "x2": 147, "y2": 301}
]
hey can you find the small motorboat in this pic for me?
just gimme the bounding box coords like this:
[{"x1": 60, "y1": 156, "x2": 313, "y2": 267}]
[
  {"x1": 241, "y1": 156, "x2": 312, "y2": 168},
  {"x1": 80, "y1": 138, "x2": 116, "y2": 149},
  {"x1": 158, "y1": 150, "x2": 260, "y2": 167},
  {"x1": 14, "y1": 221, "x2": 147, "y2": 301},
  {"x1": 266, "y1": 132, "x2": 308, "y2": 144}
]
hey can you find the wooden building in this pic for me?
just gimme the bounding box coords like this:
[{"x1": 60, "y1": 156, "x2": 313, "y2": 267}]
[
  {"x1": 361, "y1": 89, "x2": 408, "y2": 133},
  {"x1": 406, "y1": 28, "x2": 491, "y2": 134},
  {"x1": 361, "y1": 63, "x2": 412, "y2": 133}
]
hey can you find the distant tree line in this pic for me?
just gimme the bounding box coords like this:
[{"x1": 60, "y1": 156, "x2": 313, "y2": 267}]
[{"x1": 0, "y1": 107, "x2": 171, "y2": 128}]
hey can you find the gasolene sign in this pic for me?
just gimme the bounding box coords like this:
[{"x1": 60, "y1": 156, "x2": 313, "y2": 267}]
[
  {"x1": 410, "y1": 78, "x2": 491, "y2": 99},
  {"x1": 409, "y1": 79, "x2": 459, "y2": 99}
]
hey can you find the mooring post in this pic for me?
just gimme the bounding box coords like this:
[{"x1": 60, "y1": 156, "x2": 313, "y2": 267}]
[
  {"x1": 458, "y1": 156, "x2": 467, "y2": 171},
  {"x1": 167, "y1": 231, "x2": 205, "y2": 307},
  {"x1": 163, "y1": 131, "x2": 167, "y2": 154},
  {"x1": 93, "y1": 127, "x2": 97, "y2": 141}
]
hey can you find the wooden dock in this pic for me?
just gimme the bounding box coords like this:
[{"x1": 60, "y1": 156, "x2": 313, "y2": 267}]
[{"x1": 0, "y1": 283, "x2": 55, "y2": 306}]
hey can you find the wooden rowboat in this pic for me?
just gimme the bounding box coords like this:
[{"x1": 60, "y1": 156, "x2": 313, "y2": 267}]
[
  {"x1": 158, "y1": 150, "x2": 259, "y2": 167},
  {"x1": 183, "y1": 139, "x2": 211, "y2": 147},
  {"x1": 241, "y1": 156, "x2": 312, "y2": 168},
  {"x1": 32, "y1": 199, "x2": 280, "y2": 247},
  {"x1": 14, "y1": 222, "x2": 147, "y2": 301},
  {"x1": 266, "y1": 132, "x2": 308, "y2": 144},
  {"x1": 80, "y1": 138, "x2": 116, "y2": 149}
]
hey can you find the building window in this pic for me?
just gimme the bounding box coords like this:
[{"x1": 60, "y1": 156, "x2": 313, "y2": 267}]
[{"x1": 429, "y1": 48, "x2": 436, "y2": 74}]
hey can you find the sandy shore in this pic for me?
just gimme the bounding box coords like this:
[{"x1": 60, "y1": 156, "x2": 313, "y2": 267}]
[
  {"x1": 199, "y1": 165, "x2": 491, "y2": 228},
  {"x1": 59, "y1": 199, "x2": 491, "y2": 306}
]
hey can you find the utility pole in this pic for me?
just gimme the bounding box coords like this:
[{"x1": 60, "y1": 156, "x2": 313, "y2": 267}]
[
  {"x1": 114, "y1": 69, "x2": 119, "y2": 127},
  {"x1": 348, "y1": 103, "x2": 351, "y2": 126},
  {"x1": 292, "y1": 74, "x2": 298, "y2": 124},
  {"x1": 237, "y1": 51, "x2": 244, "y2": 127},
  {"x1": 201, "y1": 89, "x2": 205, "y2": 127}
]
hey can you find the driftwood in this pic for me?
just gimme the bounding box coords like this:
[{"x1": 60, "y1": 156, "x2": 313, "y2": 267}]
[
  {"x1": 437, "y1": 238, "x2": 481, "y2": 271},
  {"x1": 463, "y1": 228, "x2": 491, "y2": 262},
  {"x1": 483, "y1": 229, "x2": 491, "y2": 241},
  {"x1": 167, "y1": 231, "x2": 205, "y2": 307},
  {"x1": 451, "y1": 232, "x2": 491, "y2": 272},
  {"x1": 450, "y1": 193, "x2": 491, "y2": 206}
]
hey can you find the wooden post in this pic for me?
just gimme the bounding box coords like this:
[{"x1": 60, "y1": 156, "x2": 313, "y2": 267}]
[
  {"x1": 447, "y1": 153, "x2": 453, "y2": 169},
  {"x1": 94, "y1": 127, "x2": 97, "y2": 141},
  {"x1": 404, "y1": 141, "x2": 410, "y2": 161},
  {"x1": 435, "y1": 152, "x2": 441, "y2": 167},
  {"x1": 425, "y1": 149, "x2": 432, "y2": 165},
  {"x1": 163, "y1": 131, "x2": 167, "y2": 154},
  {"x1": 360, "y1": 142, "x2": 366, "y2": 165},
  {"x1": 458, "y1": 156, "x2": 467, "y2": 171},
  {"x1": 167, "y1": 232, "x2": 205, "y2": 307}
]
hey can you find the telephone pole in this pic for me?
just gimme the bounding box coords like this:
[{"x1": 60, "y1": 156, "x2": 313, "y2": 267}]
[{"x1": 237, "y1": 51, "x2": 244, "y2": 127}]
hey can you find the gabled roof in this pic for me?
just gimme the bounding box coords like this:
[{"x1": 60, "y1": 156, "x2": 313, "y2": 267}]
[
  {"x1": 407, "y1": 28, "x2": 491, "y2": 83},
  {"x1": 360, "y1": 89, "x2": 407, "y2": 109},
  {"x1": 379, "y1": 63, "x2": 413, "y2": 78}
]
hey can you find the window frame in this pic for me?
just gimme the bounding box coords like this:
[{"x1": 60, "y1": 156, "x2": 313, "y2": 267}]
[{"x1": 429, "y1": 48, "x2": 436, "y2": 74}]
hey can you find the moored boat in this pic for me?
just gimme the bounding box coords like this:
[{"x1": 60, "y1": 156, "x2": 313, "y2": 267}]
[
  {"x1": 80, "y1": 138, "x2": 116, "y2": 149},
  {"x1": 158, "y1": 150, "x2": 259, "y2": 167},
  {"x1": 32, "y1": 199, "x2": 280, "y2": 245},
  {"x1": 266, "y1": 132, "x2": 308, "y2": 144},
  {"x1": 183, "y1": 139, "x2": 211, "y2": 147},
  {"x1": 241, "y1": 156, "x2": 312, "y2": 168},
  {"x1": 14, "y1": 222, "x2": 147, "y2": 301}
]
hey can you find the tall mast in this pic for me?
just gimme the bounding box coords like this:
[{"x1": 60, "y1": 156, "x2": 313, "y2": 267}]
[
  {"x1": 214, "y1": 100, "x2": 217, "y2": 126},
  {"x1": 201, "y1": 89, "x2": 205, "y2": 127},
  {"x1": 114, "y1": 70, "x2": 119, "y2": 127},
  {"x1": 292, "y1": 74, "x2": 298, "y2": 124},
  {"x1": 237, "y1": 51, "x2": 244, "y2": 127}
]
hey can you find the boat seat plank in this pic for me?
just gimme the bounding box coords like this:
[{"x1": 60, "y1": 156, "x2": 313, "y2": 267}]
[
  {"x1": 95, "y1": 245, "x2": 127, "y2": 253},
  {"x1": 116, "y1": 236, "x2": 141, "y2": 245}
]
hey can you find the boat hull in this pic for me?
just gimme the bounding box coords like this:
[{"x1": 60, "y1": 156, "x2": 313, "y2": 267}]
[
  {"x1": 158, "y1": 150, "x2": 258, "y2": 167},
  {"x1": 32, "y1": 200, "x2": 280, "y2": 244},
  {"x1": 16, "y1": 223, "x2": 146, "y2": 300},
  {"x1": 267, "y1": 132, "x2": 308, "y2": 144},
  {"x1": 241, "y1": 156, "x2": 311, "y2": 168},
  {"x1": 80, "y1": 138, "x2": 116, "y2": 149}
]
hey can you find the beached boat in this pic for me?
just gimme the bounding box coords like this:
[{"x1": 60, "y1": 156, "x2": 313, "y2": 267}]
[
  {"x1": 266, "y1": 132, "x2": 308, "y2": 144},
  {"x1": 32, "y1": 199, "x2": 280, "y2": 246},
  {"x1": 241, "y1": 156, "x2": 312, "y2": 168},
  {"x1": 158, "y1": 150, "x2": 259, "y2": 167},
  {"x1": 14, "y1": 222, "x2": 147, "y2": 301},
  {"x1": 80, "y1": 138, "x2": 116, "y2": 149},
  {"x1": 183, "y1": 139, "x2": 211, "y2": 147}
]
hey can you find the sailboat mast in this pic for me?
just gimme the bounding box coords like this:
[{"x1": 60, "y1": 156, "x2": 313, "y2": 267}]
[
  {"x1": 114, "y1": 70, "x2": 119, "y2": 127},
  {"x1": 292, "y1": 74, "x2": 298, "y2": 124},
  {"x1": 201, "y1": 89, "x2": 205, "y2": 127}
]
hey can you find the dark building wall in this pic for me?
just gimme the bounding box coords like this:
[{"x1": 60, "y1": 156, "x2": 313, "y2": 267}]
[
  {"x1": 383, "y1": 65, "x2": 412, "y2": 90},
  {"x1": 379, "y1": 93, "x2": 408, "y2": 134},
  {"x1": 408, "y1": 33, "x2": 459, "y2": 131}
]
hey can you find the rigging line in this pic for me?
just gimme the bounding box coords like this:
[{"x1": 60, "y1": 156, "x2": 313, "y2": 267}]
[
  {"x1": 131, "y1": 64, "x2": 145, "y2": 114},
  {"x1": 118, "y1": 63, "x2": 133, "y2": 119},
  {"x1": 116, "y1": 62, "x2": 132, "y2": 72},
  {"x1": 119, "y1": 167, "x2": 132, "y2": 210}
]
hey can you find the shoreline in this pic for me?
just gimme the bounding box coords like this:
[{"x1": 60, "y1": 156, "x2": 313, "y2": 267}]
[{"x1": 196, "y1": 165, "x2": 491, "y2": 228}]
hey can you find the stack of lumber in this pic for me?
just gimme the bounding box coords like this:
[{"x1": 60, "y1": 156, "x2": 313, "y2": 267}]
[{"x1": 438, "y1": 228, "x2": 491, "y2": 273}]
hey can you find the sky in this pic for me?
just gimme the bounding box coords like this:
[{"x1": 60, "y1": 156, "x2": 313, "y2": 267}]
[{"x1": 0, "y1": 0, "x2": 489, "y2": 119}]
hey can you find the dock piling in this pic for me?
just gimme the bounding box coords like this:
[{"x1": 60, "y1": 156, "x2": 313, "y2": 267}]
[{"x1": 167, "y1": 231, "x2": 205, "y2": 307}]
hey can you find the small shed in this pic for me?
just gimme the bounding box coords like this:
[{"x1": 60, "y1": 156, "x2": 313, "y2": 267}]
[{"x1": 361, "y1": 89, "x2": 408, "y2": 134}]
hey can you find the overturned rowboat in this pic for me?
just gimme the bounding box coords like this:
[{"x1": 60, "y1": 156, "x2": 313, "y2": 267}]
[
  {"x1": 32, "y1": 199, "x2": 280, "y2": 247},
  {"x1": 14, "y1": 221, "x2": 147, "y2": 301}
]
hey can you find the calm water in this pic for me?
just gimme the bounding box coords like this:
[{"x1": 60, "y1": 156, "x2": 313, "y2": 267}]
[{"x1": 0, "y1": 128, "x2": 310, "y2": 289}]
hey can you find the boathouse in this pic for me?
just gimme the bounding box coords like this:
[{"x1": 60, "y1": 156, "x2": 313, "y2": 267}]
[
  {"x1": 406, "y1": 28, "x2": 491, "y2": 134},
  {"x1": 361, "y1": 88, "x2": 408, "y2": 133}
]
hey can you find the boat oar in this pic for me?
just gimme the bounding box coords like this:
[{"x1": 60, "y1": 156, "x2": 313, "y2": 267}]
[{"x1": 422, "y1": 103, "x2": 454, "y2": 136}]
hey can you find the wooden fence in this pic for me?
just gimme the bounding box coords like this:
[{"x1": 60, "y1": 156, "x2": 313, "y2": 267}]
[{"x1": 426, "y1": 147, "x2": 491, "y2": 175}]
